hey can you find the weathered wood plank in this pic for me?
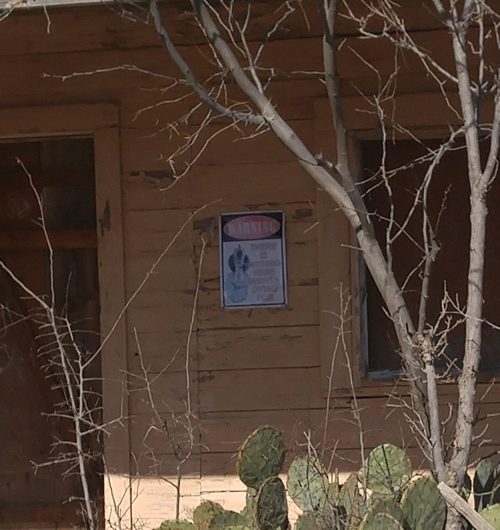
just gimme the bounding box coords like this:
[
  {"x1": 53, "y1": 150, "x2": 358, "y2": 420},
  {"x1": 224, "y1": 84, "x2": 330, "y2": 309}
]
[
  {"x1": 127, "y1": 329, "x2": 197, "y2": 374},
  {"x1": 198, "y1": 325, "x2": 320, "y2": 371},
  {"x1": 0, "y1": 31, "x2": 464, "y2": 99},
  {"x1": 130, "y1": 450, "x2": 201, "y2": 476},
  {"x1": 199, "y1": 410, "x2": 312, "y2": 454},
  {"x1": 128, "y1": 370, "x2": 198, "y2": 415},
  {"x1": 124, "y1": 230, "x2": 193, "y2": 256},
  {"x1": 125, "y1": 252, "x2": 195, "y2": 294},
  {"x1": 120, "y1": 79, "x2": 322, "y2": 128},
  {"x1": 121, "y1": 79, "x2": 462, "y2": 135},
  {"x1": 0, "y1": 2, "x2": 443, "y2": 56},
  {"x1": 198, "y1": 405, "x2": 413, "y2": 456},
  {"x1": 186, "y1": 121, "x2": 314, "y2": 167},
  {"x1": 121, "y1": 120, "x2": 313, "y2": 172},
  {"x1": 126, "y1": 291, "x2": 195, "y2": 333},
  {"x1": 198, "y1": 396, "x2": 500, "y2": 455},
  {"x1": 0, "y1": 103, "x2": 118, "y2": 136},
  {"x1": 124, "y1": 209, "x2": 195, "y2": 233},
  {"x1": 197, "y1": 366, "x2": 324, "y2": 412},
  {"x1": 123, "y1": 207, "x2": 195, "y2": 259},
  {"x1": 129, "y1": 325, "x2": 319, "y2": 374},
  {"x1": 438, "y1": 483, "x2": 495, "y2": 530},
  {"x1": 129, "y1": 413, "x2": 201, "y2": 459}
]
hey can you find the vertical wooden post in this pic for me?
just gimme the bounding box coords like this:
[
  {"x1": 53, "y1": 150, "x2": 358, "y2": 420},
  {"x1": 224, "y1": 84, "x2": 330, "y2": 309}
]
[
  {"x1": 314, "y1": 99, "x2": 359, "y2": 396},
  {"x1": 94, "y1": 125, "x2": 132, "y2": 530}
]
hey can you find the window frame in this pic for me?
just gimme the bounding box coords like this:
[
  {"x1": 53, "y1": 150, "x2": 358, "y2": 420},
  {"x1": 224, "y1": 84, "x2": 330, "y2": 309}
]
[
  {"x1": 314, "y1": 93, "x2": 497, "y2": 397},
  {"x1": 0, "y1": 103, "x2": 131, "y2": 526}
]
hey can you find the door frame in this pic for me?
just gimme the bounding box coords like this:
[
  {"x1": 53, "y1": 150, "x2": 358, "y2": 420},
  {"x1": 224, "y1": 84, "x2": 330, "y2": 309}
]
[{"x1": 0, "y1": 103, "x2": 131, "y2": 528}]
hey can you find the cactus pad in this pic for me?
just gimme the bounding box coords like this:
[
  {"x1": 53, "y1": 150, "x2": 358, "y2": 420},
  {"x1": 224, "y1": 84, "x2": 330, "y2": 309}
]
[
  {"x1": 240, "y1": 487, "x2": 257, "y2": 526},
  {"x1": 237, "y1": 426, "x2": 286, "y2": 489},
  {"x1": 462, "y1": 472, "x2": 472, "y2": 500},
  {"x1": 474, "y1": 458, "x2": 497, "y2": 511},
  {"x1": 208, "y1": 510, "x2": 247, "y2": 529},
  {"x1": 287, "y1": 456, "x2": 330, "y2": 512},
  {"x1": 480, "y1": 503, "x2": 500, "y2": 528},
  {"x1": 255, "y1": 476, "x2": 288, "y2": 530},
  {"x1": 156, "y1": 521, "x2": 195, "y2": 530},
  {"x1": 193, "y1": 500, "x2": 224, "y2": 530},
  {"x1": 360, "y1": 498, "x2": 404, "y2": 529},
  {"x1": 364, "y1": 444, "x2": 412, "y2": 497},
  {"x1": 493, "y1": 476, "x2": 500, "y2": 506},
  {"x1": 401, "y1": 477, "x2": 446, "y2": 530},
  {"x1": 294, "y1": 512, "x2": 323, "y2": 530},
  {"x1": 294, "y1": 511, "x2": 336, "y2": 530},
  {"x1": 339, "y1": 473, "x2": 360, "y2": 523},
  {"x1": 361, "y1": 512, "x2": 404, "y2": 530}
]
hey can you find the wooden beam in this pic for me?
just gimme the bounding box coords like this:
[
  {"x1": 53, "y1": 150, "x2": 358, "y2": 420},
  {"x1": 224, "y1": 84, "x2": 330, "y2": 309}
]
[
  {"x1": 438, "y1": 482, "x2": 494, "y2": 530},
  {"x1": 0, "y1": 167, "x2": 94, "y2": 185},
  {"x1": 94, "y1": 125, "x2": 132, "y2": 528},
  {"x1": 0, "y1": 229, "x2": 97, "y2": 250}
]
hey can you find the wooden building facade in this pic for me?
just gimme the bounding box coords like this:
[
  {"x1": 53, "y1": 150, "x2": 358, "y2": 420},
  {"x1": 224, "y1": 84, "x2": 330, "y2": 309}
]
[{"x1": 0, "y1": 2, "x2": 498, "y2": 529}]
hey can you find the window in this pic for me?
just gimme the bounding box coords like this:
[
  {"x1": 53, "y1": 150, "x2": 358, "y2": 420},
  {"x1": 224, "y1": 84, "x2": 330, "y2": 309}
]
[{"x1": 362, "y1": 138, "x2": 500, "y2": 373}]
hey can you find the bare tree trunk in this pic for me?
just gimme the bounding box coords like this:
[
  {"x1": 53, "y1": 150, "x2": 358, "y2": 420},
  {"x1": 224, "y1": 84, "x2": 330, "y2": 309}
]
[
  {"x1": 444, "y1": 11, "x2": 492, "y2": 527},
  {"x1": 446, "y1": 190, "x2": 488, "y2": 530}
]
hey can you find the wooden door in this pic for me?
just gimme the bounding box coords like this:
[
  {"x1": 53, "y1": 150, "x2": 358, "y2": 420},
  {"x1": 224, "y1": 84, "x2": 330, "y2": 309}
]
[{"x1": 0, "y1": 137, "x2": 101, "y2": 527}]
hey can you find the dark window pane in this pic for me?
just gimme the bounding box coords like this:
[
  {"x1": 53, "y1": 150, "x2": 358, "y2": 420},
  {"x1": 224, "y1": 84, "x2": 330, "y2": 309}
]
[{"x1": 363, "y1": 139, "x2": 500, "y2": 372}]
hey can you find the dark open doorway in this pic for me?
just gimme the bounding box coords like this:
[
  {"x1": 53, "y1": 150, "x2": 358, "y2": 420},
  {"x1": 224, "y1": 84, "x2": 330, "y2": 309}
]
[{"x1": 0, "y1": 137, "x2": 102, "y2": 528}]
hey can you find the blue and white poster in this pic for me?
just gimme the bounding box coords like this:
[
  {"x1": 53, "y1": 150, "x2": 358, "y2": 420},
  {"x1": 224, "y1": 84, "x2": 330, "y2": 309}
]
[{"x1": 219, "y1": 211, "x2": 287, "y2": 308}]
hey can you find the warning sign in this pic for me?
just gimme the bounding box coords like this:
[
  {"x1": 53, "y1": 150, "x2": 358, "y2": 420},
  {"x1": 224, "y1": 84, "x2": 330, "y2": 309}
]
[{"x1": 219, "y1": 211, "x2": 287, "y2": 308}]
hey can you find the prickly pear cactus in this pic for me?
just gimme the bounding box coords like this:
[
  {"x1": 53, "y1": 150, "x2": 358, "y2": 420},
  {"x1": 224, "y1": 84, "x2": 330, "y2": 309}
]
[
  {"x1": 287, "y1": 456, "x2": 330, "y2": 512},
  {"x1": 294, "y1": 510, "x2": 340, "y2": 530},
  {"x1": 193, "y1": 500, "x2": 224, "y2": 530},
  {"x1": 237, "y1": 426, "x2": 286, "y2": 489},
  {"x1": 339, "y1": 473, "x2": 361, "y2": 525},
  {"x1": 401, "y1": 477, "x2": 446, "y2": 530},
  {"x1": 480, "y1": 503, "x2": 500, "y2": 529},
  {"x1": 360, "y1": 498, "x2": 404, "y2": 530},
  {"x1": 474, "y1": 458, "x2": 498, "y2": 511},
  {"x1": 156, "y1": 521, "x2": 195, "y2": 530},
  {"x1": 493, "y1": 476, "x2": 500, "y2": 506},
  {"x1": 364, "y1": 444, "x2": 412, "y2": 498},
  {"x1": 462, "y1": 472, "x2": 472, "y2": 500},
  {"x1": 246, "y1": 486, "x2": 258, "y2": 507},
  {"x1": 255, "y1": 476, "x2": 288, "y2": 530},
  {"x1": 208, "y1": 510, "x2": 247, "y2": 529},
  {"x1": 361, "y1": 512, "x2": 404, "y2": 530},
  {"x1": 240, "y1": 487, "x2": 258, "y2": 527},
  {"x1": 294, "y1": 511, "x2": 324, "y2": 530}
]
